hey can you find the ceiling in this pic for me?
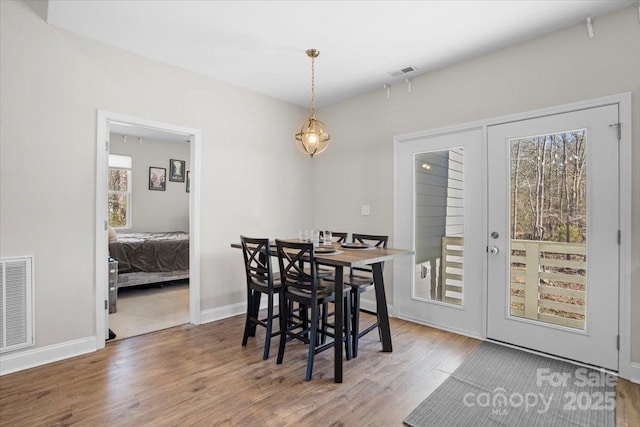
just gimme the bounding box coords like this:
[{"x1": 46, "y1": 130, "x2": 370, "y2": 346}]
[{"x1": 47, "y1": 0, "x2": 634, "y2": 110}]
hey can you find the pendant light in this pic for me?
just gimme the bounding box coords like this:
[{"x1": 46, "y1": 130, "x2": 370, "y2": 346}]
[{"x1": 295, "y1": 49, "x2": 330, "y2": 158}]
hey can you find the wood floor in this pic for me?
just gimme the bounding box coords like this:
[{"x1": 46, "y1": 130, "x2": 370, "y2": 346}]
[{"x1": 1, "y1": 312, "x2": 638, "y2": 426}]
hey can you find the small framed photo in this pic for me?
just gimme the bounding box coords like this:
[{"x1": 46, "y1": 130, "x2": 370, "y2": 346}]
[
  {"x1": 169, "y1": 159, "x2": 186, "y2": 182},
  {"x1": 149, "y1": 167, "x2": 166, "y2": 191},
  {"x1": 186, "y1": 171, "x2": 191, "y2": 193}
]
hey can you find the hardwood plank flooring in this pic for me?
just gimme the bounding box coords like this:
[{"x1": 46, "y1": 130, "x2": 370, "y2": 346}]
[{"x1": 1, "y1": 312, "x2": 638, "y2": 426}]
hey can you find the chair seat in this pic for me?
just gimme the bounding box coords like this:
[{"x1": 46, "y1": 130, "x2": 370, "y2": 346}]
[
  {"x1": 287, "y1": 280, "x2": 351, "y2": 299},
  {"x1": 249, "y1": 274, "x2": 282, "y2": 291},
  {"x1": 304, "y1": 266, "x2": 333, "y2": 279},
  {"x1": 323, "y1": 274, "x2": 373, "y2": 289},
  {"x1": 345, "y1": 274, "x2": 373, "y2": 288}
]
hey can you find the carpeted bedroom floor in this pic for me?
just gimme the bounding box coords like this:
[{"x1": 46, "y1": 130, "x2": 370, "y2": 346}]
[{"x1": 108, "y1": 280, "x2": 189, "y2": 341}]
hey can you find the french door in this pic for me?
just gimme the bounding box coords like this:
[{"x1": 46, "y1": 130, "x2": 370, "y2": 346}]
[
  {"x1": 487, "y1": 104, "x2": 620, "y2": 371},
  {"x1": 394, "y1": 128, "x2": 485, "y2": 337}
]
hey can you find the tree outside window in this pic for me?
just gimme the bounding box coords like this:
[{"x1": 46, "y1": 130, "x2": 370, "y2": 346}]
[{"x1": 108, "y1": 154, "x2": 132, "y2": 228}]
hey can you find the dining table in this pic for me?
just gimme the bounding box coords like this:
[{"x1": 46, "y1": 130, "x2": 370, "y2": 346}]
[{"x1": 231, "y1": 238, "x2": 414, "y2": 383}]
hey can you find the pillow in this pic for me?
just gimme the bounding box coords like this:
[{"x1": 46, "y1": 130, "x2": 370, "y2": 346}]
[{"x1": 108, "y1": 226, "x2": 118, "y2": 243}]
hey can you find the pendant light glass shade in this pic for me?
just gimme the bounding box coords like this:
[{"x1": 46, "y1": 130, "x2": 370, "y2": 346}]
[
  {"x1": 295, "y1": 114, "x2": 330, "y2": 157},
  {"x1": 295, "y1": 49, "x2": 330, "y2": 158}
]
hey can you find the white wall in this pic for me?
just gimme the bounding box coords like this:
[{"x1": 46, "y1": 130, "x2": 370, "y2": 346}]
[
  {"x1": 0, "y1": 0, "x2": 312, "y2": 355},
  {"x1": 313, "y1": 6, "x2": 640, "y2": 364},
  {"x1": 109, "y1": 134, "x2": 190, "y2": 232}
]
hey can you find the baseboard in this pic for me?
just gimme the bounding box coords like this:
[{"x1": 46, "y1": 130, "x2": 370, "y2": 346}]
[
  {"x1": 199, "y1": 299, "x2": 280, "y2": 324},
  {"x1": 629, "y1": 362, "x2": 640, "y2": 384},
  {"x1": 0, "y1": 336, "x2": 97, "y2": 376},
  {"x1": 395, "y1": 314, "x2": 483, "y2": 341},
  {"x1": 359, "y1": 298, "x2": 395, "y2": 316},
  {"x1": 199, "y1": 302, "x2": 245, "y2": 324}
]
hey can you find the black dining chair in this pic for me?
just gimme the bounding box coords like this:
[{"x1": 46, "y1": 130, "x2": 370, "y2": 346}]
[
  {"x1": 330, "y1": 232, "x2": 348, "y2": 243},
  {"x1": 348, "y1": 233, "x2": 389, "y2": 357},
  {"x1": 316, "y1": 231, "x2": 349, "y2": 342},
  {"x1": 240, "y1": 236, "x2": 281, "y2": 360},
  {"x1": 337, "y1": 233, "x2": 389, "y2": 358},
  {"x1": 316, "y1": 232, "x2": 348, "y2": 278},
  {"x1": 275, "y1": 239, "x2": 352, "y2": 381}
]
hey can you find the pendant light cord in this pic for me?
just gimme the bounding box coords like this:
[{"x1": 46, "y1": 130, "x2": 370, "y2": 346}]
[{"x1": 310, "y1": 55, "x2": 316, "y2": 117}]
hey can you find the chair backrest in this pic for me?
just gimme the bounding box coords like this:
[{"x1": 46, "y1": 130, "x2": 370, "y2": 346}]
[
  {"x1": 352, "y1": 233, "x2": 388, "y2": 248},
  {"x1": 240, "y1": 236, "x2": 276, "y2": 290},
  {"x1": 351, "y1": 233, "x2": 389, "y2": 275},
  {"x1": 275, "y1": 239, "x2": 320, "y2": 303},
  {"x1": 331, "y1": 232, "x2": 348, "y2": 243}
]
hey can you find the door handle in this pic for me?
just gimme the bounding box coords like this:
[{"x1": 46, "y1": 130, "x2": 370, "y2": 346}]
[{"x1": 489, "y1": 246, "x2": 500, "y2": 254}]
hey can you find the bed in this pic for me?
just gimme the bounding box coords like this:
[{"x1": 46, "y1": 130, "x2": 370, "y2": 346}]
[{"x1": 108, "y1": 231, "x2": 189, "y2": 288}]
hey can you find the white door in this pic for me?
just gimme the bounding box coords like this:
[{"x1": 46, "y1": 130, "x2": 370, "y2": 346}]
[
  {"x1": 394, "y1": 128, "x2": 485, "y2": 337},
  {"x1": 487, "y1": 105, "x2": 619, "y2": 370}
]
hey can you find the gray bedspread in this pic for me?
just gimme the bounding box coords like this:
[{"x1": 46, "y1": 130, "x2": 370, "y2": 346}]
[{"x1": 109, "y1": 231, "x2": 189, "y2": 273}]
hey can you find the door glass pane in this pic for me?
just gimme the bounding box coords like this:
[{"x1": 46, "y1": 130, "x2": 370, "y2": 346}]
[
  {"x1": 414, "y1": 148, "x2": 464, "y2": 306},
  {"x1": 509, "y1": 130, "x2": 586, "y2": 329}
]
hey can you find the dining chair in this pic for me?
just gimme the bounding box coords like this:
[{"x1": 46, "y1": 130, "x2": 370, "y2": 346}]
[
  {"x1": 240, "y1": 236, "x2": 281, "y2": 360},
  {"x1": 320, "y1": 233, "x2": 389, "y2": 357},
  {"x1": 275, "y1": 239, "x2": 352, "y2": 381},
  {"x1": 316, "y1": 231, "x2": 348, "y2": 341},
  {"x1": 331, "y1": 232, "x2": 348, "y2": 243},
  {"x1": 346, "y1": 233, "x2": 389, "y2": 357},
  {"x1": 316, "y1": 232, "x2": 348, "y2": 279}
]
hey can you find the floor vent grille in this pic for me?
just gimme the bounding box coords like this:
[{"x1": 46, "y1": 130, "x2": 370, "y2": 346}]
[{"x1": 1, "y1": 257, "x2": 34, "y2": 352}]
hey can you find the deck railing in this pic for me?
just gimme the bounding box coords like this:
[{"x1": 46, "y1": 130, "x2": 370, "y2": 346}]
[
  {"x1": 441, "y1": 237, "x2": 586, "y2": 329},
  {"x1": 509, "y1": 239, "x2": 586, "y2": 329},
  {"x1": 441, "y1": 236, "x2": 464, "y2": 305}
]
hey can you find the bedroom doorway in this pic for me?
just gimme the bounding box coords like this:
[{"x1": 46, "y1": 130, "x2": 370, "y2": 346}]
[
  {"x1": 107, "y1": 125, "x2": 190, "y2": 340},
  {"x1": 95, "y1": 111, "x2": 201, "y2": 347}
]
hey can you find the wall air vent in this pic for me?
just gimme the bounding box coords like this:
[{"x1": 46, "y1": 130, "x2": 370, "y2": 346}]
[
  {"x1": 389, "y1": 66, "x2": 418, "y2": 77},
  {"x1": 1, "y1": 256, "x2": 34, "y2": 352}
]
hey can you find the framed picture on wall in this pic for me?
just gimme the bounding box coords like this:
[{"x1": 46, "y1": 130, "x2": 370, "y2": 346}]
[
  {"x1": 169, "y1": 159, "x2": 186, "y2": 182},
  {"x1": 186, "y1": 171, "x2": 190, "y2": 193},
  {"x1": 149, "y1": 167, "x2": 166, "y2": 191}
]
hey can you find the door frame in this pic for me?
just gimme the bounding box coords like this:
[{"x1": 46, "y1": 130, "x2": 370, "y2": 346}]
[
  {"x1": 95, "y1": 110, "x2": 202, "y2": 348},
  {"x1": 393, "y1": 92, "x2": 632, "y2": 379}
]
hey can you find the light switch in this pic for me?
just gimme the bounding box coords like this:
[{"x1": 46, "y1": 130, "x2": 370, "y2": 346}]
[{"x1": 361, "y1": 204, "x2": 370, "y2": 216}]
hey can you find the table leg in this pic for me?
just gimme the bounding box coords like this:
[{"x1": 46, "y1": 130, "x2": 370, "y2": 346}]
[
  {"x1": 333, "y1": 265, "x2": 344, "y2": 383},
  {"x1": 372, "y1": 262, "x2": 392, "y2": 352}
]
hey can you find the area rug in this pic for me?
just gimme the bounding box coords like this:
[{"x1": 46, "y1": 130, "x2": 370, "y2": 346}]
[{"x1": 404, "y1": 342, "x2": 616, "y2": 427}]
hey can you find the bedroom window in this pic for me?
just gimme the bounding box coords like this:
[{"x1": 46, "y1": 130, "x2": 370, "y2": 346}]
[{"x1": 108, "y1": 154, "x2": 132, "y2": 229}]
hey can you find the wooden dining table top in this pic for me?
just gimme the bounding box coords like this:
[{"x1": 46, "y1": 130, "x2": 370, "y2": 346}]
[{"x1": 230, "y1": 239, "x2": 414, "y2": 267}]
